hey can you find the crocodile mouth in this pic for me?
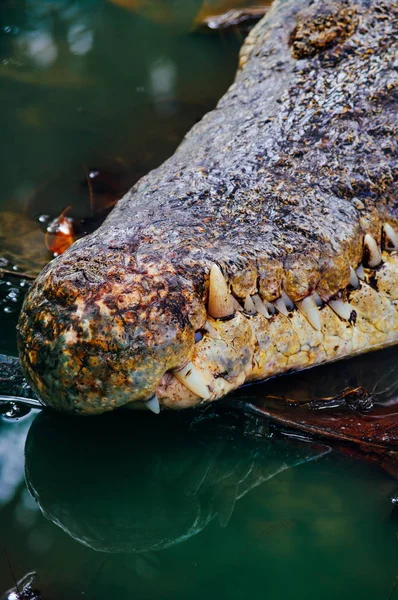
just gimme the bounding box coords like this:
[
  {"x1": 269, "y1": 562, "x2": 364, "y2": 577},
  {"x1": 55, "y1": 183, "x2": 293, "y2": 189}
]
[
  {"x1": 17, "y1": 228, "x2": 398, "y2": 415},
  {"x1": 16, "y1": 0, "x2": 398, "y2": 415}
]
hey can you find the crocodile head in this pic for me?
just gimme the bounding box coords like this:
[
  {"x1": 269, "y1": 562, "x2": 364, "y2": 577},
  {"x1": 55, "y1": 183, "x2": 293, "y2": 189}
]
[
  {"x1": 17, "y1": 221, "x2": 398, "y2": 415},
  {"x1": 17, "y1": 0, "x2": 398, "y2": 415}
]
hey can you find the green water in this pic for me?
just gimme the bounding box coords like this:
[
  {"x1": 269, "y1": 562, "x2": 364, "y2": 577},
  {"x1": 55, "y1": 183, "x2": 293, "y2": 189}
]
[
  {"x1": 1, "y1": 403, "x2": 398, "y2": 600},
  {"x1": 0, "y1": 1, "x2": 397, "y2": 599}
]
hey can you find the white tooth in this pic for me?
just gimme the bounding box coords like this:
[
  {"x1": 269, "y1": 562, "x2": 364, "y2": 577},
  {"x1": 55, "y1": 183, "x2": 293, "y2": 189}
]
[
  {"x1": 205, "y1": 320, "x2": 221, "y2": 339},
  {"x1": 146, "y1": 395, "x2": 160, "y2": 414},
  {"x1": 298, "y1": 295, "x2": 321, "y2": 330},
  {"x1": 263, "y1": 299, "x2": 276, "y2": 314},
  {"x1": 364, "y1": 234, "x2": 382, "y2": 267},
  {"x1": 328, "y1": 299, "x2": 353, "y2": 321},
  {"x1": 356, "y1": 264, "x2": 365, "y2": 280},
  {"x1": 349, "y1": 266, "x2": 360, "y2": 288},
  {"x1": 208, "y1": 264, "x2": 235, "y2": 319},
  {"x1": 274, "y1": 297, "x2": 289, "y2": 317},
  {"x1": 281, "y1": 291, "x2": 295, "y2": 311},
  {"x1": 173, "y1": 362, "x2": 212, "y2": 400},
  {"x1": 312, "y1": 291, "x2": 323, "y2": 307},
  {"x1": 231, "y1": 296, "x2": 244, "y2": 312},
  {"x1": 251, "y1": 294, "x2": 271, "y2": 318},
  {"x1": 383, "y1": 223, "x2": 398, "y2": 251},
  {"x1": 244, "y1": 295, "x2": 256, "y2": 313}
]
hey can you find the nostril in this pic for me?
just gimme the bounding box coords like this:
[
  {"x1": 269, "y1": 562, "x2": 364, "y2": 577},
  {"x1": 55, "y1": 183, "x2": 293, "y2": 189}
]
[{"x1": 194, "y1": 330, "x2": 206, "y2": 343}]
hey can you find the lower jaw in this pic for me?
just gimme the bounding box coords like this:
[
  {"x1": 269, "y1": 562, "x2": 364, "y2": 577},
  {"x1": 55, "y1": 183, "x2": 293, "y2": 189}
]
[{"x1": 153, "y1": 251, "x2": 398, "y2": 410}]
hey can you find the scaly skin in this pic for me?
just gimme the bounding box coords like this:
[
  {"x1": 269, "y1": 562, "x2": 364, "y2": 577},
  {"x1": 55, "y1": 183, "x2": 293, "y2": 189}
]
[{"x1": 17, "y1": 0, "x2": 398, "y2": 415}]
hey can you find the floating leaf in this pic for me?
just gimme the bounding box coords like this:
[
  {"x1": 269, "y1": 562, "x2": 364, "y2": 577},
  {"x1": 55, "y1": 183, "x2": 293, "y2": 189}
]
[{"x1": 45, "y1": 207, "x2": 75, "y2": 257}]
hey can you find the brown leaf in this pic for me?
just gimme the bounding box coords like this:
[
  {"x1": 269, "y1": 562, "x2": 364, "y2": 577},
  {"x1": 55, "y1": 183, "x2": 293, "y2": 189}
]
[
  {"x1": 239, "y1": 389, "x2": 398, "y2": 479},
  {"x1": 247, "y1": 397, "x2": 398, "y2": 450},
  {"x1": 45, "y1": 208, "x2": 75, "y2": 257}
]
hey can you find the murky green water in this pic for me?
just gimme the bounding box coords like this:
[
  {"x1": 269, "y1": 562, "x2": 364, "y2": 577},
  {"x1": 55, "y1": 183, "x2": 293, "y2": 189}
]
[{"x1": 0, "y1": 2, "x2": 397, "y2": 599}]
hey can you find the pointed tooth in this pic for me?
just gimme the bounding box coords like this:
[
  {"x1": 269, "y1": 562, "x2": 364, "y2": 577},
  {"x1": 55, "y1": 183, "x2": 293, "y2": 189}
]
[
  {"x1": 274, "y1": 291, "x2": 294, "y2": 316},
  {"x1": 231, "y1": 296, "x2": 244, "y2": 312},
  {"x1": 356, "y1": 264, "x2": 365, "y2": 280},
  {"x1": 263, "y1": 299, "x2": 276, "y2": 314},
  {"x1": 146, "y1": 395, "x2": 160, "y2": 414},
  {"x1": 281, "y1": 291, "x2": 295, "y2": 311},
  {"x1": 208, "y1": 264, "x2": 234, "y2": 319},
  {"x1": 205, "y1": 320, "x2": 221, "y2": 339},
  {"x1": 312, "y1": 291, "x2": 323, "y2": 307},
  {"x1": 382, "y1": 223, "x2": 398, "y2": 251},
  {"x1": 251, "y1": 294, "x2": 271, "y2": 318},
  {"x1": 328, "y1": 299, "x2": 353, "y2": 321},
  {"x1": 349, "y1": 266, "x2": 360, "y2": 288},
  {"x1": 298, "y1": 295, "x2": 321, "y2": 330},
  {"x1": 244, "y1": 295, "x2": 256, "y2": 313},
  {"x1": 274, "y1": 297, "x2": 289, "y2": 317},
  {"x1": 173, "y1": 362, "x2": 212, "y2": 400},
  {"x1": 364, "y1": 234, "x2": 382, "y2": 268}
]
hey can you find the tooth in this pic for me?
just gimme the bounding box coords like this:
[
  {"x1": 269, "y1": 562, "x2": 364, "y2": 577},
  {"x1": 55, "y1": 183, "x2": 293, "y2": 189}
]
[
  {"x1": 312, "y1": 291, "x2": 323, "y2": 307},
  {"x1": 298, "y1": 295, "x2": 321, "y2": 330},
  {"x1": 274, "y1": 297, "x2": 289, "y2": 316},
  {"x1": 281, "y1": 291, "x2": 295, "y2": 311},
  {"x1": 205, "y1": 320, "x2": 221, "y2": 339},
  {"x1": 173, "y1": 362, "x2": 212, "y2": 400},
  {"x1": 244, "y1": 295, "x2": 256, "y2": 313},
  {"x1": 274, "y1": 291, "x2": 294, "y2": 317},
  {"x1": 364, "y1": 234, "x2": 382, "y2": 268},
  {"x1": 263, "y1": 299, "x2": 276, "y2": 314},
  {"x1": 208, "y1": 264, "x2": 235, "y2": 319},
  {"x1": 382, "y1": 223, "x2": 398, "y2": 251},
  {"x1": 251, "y1": 294, "x2": 271, "y2": 318},
  {"x1": 356, "y1": 264, "x2": 365, "y2": 280},
  {"x1": 328, "y1": 299, "x2": 353, "y2": 321},
  {"x1": 231, "y1": 296, "x2": 244, "y2": 312},
  {"x1": 349, "y1": 266, "x2": 360, "y2": 288},
  {"x1": 146, "y1": 395, "x2": 160, "y2": 414}
]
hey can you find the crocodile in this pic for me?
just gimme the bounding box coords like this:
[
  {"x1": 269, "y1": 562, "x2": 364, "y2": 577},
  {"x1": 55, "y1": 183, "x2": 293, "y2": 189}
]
[{"x1": 17, "y1": 0, "x2": 398, "y2": 415}]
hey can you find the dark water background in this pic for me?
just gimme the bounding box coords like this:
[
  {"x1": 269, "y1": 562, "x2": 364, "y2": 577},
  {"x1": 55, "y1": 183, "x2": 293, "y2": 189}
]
[{"x1": 0, "y1": 1, "x2": 397, "y2": 599}]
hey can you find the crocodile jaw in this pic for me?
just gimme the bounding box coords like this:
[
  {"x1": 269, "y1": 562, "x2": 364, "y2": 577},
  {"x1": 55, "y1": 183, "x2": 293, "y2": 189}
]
[{"x1": 154, "y1": 249, "x2": 398, "y2": 410}]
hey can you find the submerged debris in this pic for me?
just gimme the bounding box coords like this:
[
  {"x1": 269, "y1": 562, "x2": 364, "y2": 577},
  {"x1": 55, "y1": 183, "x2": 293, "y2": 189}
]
[
  {"x1": 292, "y1": 387, "x2": 375, "y2": 412},
  {"x1": 0, "y1": 400, "x2": 32, "y2": 420},
  {"x1": 3, "y1": 567, "x2": 41, "y2": 600}
]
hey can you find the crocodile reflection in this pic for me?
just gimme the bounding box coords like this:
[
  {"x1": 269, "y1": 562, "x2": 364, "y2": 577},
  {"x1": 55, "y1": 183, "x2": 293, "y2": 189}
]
[{"x1": 24, "y1": 411, "x2": 326, "y2": 553}]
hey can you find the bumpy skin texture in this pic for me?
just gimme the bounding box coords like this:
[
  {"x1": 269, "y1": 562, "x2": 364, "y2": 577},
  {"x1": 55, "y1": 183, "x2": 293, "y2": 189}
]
[{"x1": 18, "y1": 0, "x2": 398, "y2": 414}]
